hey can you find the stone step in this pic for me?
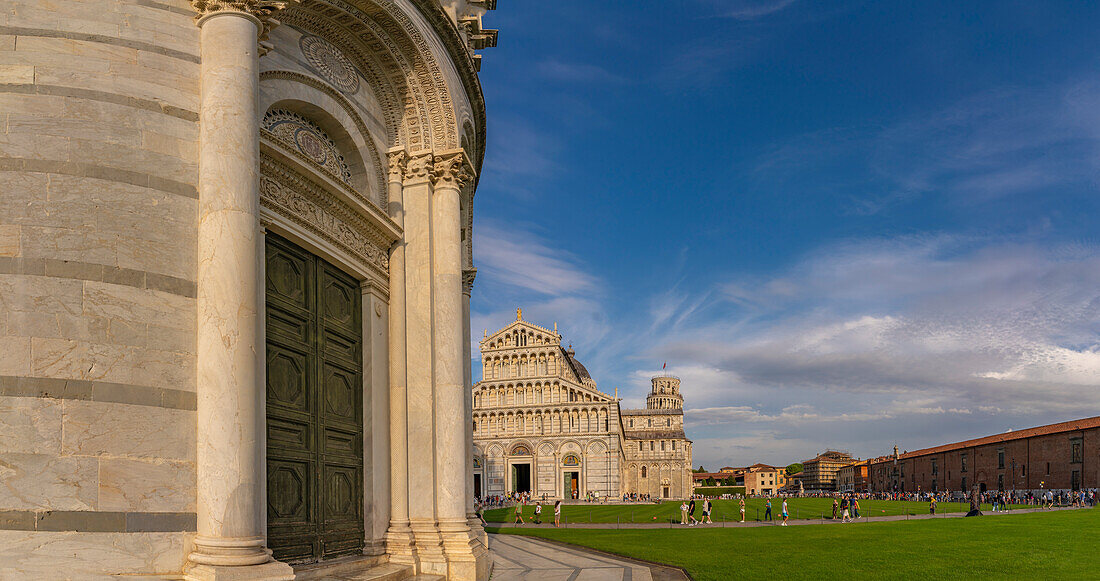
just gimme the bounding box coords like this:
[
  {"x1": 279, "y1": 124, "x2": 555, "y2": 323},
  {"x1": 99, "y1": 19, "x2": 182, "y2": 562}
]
[
  {"x1": 407, "y1": 575, "x2": 445, "y2": 581},
  {"x1": 293, "y1": 555, "x2": 402, "y2": 581}
]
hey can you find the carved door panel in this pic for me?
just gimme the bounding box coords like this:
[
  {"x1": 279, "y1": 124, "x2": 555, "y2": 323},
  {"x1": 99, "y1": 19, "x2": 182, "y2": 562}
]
[{"x1": 266, "y1": 233, "x2": 364, "y2": 564}]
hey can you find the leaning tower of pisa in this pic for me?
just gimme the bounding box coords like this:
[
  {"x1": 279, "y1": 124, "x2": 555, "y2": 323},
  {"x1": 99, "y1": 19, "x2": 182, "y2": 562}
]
[{"x1": 647, "y1": 375, "x2": 684, "y2": 410}]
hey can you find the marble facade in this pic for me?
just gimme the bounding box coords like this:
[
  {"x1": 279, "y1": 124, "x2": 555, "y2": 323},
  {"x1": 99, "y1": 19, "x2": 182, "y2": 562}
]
[
  {"x1": 473, "y1": 314, "x2": 693, "y2": 501},
  {"x1": 0, "y1": 0, "x2": 496, "y2": 579}
]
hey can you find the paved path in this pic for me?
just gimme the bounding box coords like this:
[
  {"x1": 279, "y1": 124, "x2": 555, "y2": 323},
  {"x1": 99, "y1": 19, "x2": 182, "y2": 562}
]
[
  {"x1": 488, "y1": 533, "x2": 655, "y2": 581},
  {"x1": 487, "y1": 505, "x2": 1084, "y2": 530}
]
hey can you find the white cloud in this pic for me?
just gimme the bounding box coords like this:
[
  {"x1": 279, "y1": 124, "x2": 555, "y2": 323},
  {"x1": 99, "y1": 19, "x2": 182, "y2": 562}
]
[{"x1": 474, "y1": 222, "x2": 600, "y2": 297}]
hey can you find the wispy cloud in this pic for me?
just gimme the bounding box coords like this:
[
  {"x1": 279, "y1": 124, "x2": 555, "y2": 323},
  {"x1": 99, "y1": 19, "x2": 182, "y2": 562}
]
[
  {"x1": 536, "y1": 59, "x2": 627, "y2": 84},
  {"x1": 720, "y1": 0, "x2": 798, "y2": 20},
  {"x1": 474, "y1": 222, "x2": 600, "y2": 297}
]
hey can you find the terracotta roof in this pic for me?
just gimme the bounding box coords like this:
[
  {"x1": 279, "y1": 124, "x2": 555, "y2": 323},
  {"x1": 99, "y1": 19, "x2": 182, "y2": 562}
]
[
  {"x1": 886, "y1": 416, "x2": 1100, "y2": 461},
  {"x1": 621, "y1": 408, "x2": 684, "y2": 416}
]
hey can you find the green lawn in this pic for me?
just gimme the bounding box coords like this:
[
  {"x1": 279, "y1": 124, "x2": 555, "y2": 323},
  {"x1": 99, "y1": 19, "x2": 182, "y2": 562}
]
[
  {"x1": 489, "y1": 508, "x2": 1100, "y2": 580},
  {"x1": 483, "y1": 497, "x2": 1028, "y2": 524}
]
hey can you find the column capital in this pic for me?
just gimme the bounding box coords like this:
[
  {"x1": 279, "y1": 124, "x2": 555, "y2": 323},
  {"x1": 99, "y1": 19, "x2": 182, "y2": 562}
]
[
  {"x1": 404, "y1": 150, "x2": 436, "y2": 185},
  {"x1": 433, "y1": 149, "x2": 475, "y2": 190},
  {"x1": 386, "y1": 147, "x2": 409, "y2": 184},
  {"x1": 462, "y1": 268, "x2": 477, "y2": 296},
  {"x1": 191, "y1": 0, "x2": 298, "y2": 51}
]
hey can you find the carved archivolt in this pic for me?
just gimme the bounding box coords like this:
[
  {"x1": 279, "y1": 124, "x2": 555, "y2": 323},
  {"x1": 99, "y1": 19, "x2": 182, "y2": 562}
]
[
  {"x1": 260, "y1": 153, "x2": 391, "y2": 276},
  {"x1": 263, "y1": 109, "x2": 352, "y2": 184}
]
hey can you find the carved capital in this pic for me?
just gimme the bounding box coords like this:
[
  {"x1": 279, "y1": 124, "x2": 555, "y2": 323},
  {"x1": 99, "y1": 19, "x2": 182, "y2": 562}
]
[
  {"x1": 433, "y1": 150, "x2": 475, "y2": 190},
  {"x1": 404, "y1": 151, "x2": 436, "y2": 184},
  {"x1": 463, "y1": 268, "x2": 477, "y2": 296},
  {"x1": 191, "y1": 0, "x2": 298, "y2": 52},
  {"x1": 387, "y1": 148, "x2": 409, "y2": 183}
]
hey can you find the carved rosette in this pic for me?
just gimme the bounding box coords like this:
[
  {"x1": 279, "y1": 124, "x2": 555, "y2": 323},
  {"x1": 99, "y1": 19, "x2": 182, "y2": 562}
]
[
  {"x1": 190, "y1": 0, "x2": 299, "y2": 51},
  {"x1": 462, "y1": 268, "x2": 477, "y2": 296},
  {"x1": 433, "y1": 150, "x2": 475, "y2": 191}
]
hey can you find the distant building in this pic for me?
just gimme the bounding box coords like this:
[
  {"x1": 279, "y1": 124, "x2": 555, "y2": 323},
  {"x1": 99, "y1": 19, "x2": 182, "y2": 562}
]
[
  {"x1": 801, "y1": 450, "x2": 856, "y2": 491},
  {"x1": 744, "y1": 464, "x2": 786, "y2": 495},
  {"x1": 836, "y1": 461, "x2": 871, "y2": 493},
  {"x1": 473, "y1": 313, "x2": 693, "y2": 500},
  {"x1": 869, "y1": 416, "x2": 1100, "y2": 494}
]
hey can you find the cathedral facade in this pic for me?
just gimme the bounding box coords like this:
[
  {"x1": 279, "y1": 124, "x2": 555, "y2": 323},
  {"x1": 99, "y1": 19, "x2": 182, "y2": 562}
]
[
  {"x1": 473, "y1": 313, "x2": 693, "y2": 500},
  {"x1": 0, "y1": 1, "x2": 496, "y2": 579}
]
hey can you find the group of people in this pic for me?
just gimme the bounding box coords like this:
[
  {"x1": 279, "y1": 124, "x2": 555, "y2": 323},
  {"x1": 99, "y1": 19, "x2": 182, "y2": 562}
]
[
  {"x1": 678, "y1": 498, "x2": 718, "y2": 525},
  {"x1": 512, "y1": 499, "x2": 564, "y2": 527},
  {"x1": 830, "y1": 495, "x2": 862, "y2": 522}
]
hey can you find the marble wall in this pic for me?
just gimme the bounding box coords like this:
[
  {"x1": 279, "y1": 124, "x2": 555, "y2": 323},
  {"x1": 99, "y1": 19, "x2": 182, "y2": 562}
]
[{"x1": 0, "y1": 0, "x2": 200, "y2": 577}]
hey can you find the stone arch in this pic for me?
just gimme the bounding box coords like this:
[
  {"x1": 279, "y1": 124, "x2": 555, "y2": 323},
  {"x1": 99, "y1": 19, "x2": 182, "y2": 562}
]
[{"x1": 277, "y1": 0, "x2": 476, "y2": 156}]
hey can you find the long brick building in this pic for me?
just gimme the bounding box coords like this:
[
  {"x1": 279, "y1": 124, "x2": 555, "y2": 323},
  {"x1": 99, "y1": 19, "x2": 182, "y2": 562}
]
[{"x1": 869, "y1": 416, "x2": 1099, "y2": 494}]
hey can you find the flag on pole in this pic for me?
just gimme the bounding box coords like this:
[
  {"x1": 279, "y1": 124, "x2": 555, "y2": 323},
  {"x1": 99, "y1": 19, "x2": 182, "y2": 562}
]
[{"x1": 662, "y1": 362, "x2": 666, "y2": 370}]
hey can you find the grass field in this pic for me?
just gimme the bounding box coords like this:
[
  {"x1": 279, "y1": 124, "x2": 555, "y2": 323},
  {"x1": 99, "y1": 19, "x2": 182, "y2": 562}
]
[
  {"x1": 488, "y1": 508, "x2": 1099, "y2": 580},
  {"x1": 483, "y1": 497, "x2": 1028, "y2": 523}
]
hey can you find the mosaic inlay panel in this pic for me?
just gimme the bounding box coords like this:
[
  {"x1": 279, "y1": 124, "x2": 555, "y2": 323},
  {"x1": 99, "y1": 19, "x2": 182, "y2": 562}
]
[
  {"x1": 263, "y1": 109, "x2": 352, "y2": 184},
  {"x1": 300, "y1": 34, "x2": 361, "y2": 94}
]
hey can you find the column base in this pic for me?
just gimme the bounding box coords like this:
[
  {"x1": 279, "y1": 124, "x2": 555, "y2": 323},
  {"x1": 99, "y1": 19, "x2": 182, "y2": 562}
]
[
  {"x1": 467, "y1": 515, "x2": 488, "y2": 550},
  {"x1": 184, "y1": 561, "x2": 295, "y2": 581},
  {"x1": 385, "y1": 522, "x2": 417, "y2": 565},
  {"x1": 439, "y1": 519, "x2": 490, "y2": 581},
  {"x1": 409, "y1": 520, "x2": 447, "y2": 576}
]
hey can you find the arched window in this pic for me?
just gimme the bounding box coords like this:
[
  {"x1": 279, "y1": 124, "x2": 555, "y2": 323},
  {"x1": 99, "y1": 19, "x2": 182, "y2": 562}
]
[
  {"x1": 667, "y1": 418, "x2": 671, "y2": 427},
  {"x1": 650, "y1": 441, "x2": 655, "y2": 451},
  {"x1": 641, "y1": 466, "x2": 647, "y2": 478}
]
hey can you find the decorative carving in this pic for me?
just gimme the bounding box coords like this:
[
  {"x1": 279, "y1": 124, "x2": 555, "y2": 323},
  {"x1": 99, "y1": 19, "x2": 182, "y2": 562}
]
[
  {"x1": 260, "y1": 153, "x2": 392, "y2": 276},
  {"x1": 260, "y1": 71, "x2": 386, "y2": 209},
  {"x1": 404, "y1": 151, "x2": 435, "y2": 184},
  {"x1": 433, "y1": 150, "x2": 474, "y2": 190},
  {"x1": 299, "y1": 34, "x2": 361, "y2": 93},
  {"x1": 462, "y1": 268, "x2": 477, "y2": 296},
  {"x1": 191, "y1": 0, "x2": 298, "y2": 51},
  {"x1": 387, "y1": 149, "x2": 409, "y2": 183},
  {"x1": 263, "y1": 109, "x2": 352, "y2": 184}
]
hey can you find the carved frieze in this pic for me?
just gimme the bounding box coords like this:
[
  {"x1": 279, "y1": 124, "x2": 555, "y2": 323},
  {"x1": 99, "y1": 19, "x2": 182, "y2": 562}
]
[{"x1": 260, "y1": 153, "x2": 391, "y2": 275}]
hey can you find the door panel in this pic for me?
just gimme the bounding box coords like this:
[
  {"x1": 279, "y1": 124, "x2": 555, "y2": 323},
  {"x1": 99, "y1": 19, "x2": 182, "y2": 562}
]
[{"x1": 266, "y1": 234, "x2": 364, "y2": 564}]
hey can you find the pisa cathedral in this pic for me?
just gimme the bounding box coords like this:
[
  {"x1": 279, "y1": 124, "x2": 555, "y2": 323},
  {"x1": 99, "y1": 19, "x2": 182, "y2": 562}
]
[
  {"x1": 0, "y1": 0, "x2": 496, "y2": 579},
  {"x1": 473, "y1": 312, "x2": 694, "y2": 500}
]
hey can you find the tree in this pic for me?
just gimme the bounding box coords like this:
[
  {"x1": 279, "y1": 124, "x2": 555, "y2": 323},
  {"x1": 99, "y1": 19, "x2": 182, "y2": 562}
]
[
  {"x1": 694, "y1": 466, "x2": 707, "y2": 473},
  {"x1": 786, "y1": 463, "x2": 803, "y2": 475}
]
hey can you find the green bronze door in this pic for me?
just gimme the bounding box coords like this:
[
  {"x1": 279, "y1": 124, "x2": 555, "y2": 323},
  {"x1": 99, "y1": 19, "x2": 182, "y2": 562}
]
[{"x1": 265, "y1": 233, "x2": 364, "y2": 564}]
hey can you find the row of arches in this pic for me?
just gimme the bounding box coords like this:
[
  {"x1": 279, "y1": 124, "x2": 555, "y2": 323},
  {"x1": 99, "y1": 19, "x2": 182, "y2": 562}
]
[
  {"x1": 474, "y1": 382, "x2": 602, "y2": 408},
  {"x1": 474, "y1": 407, "x2": 612, "y2": 437},
  {"x1": 484, "y1": 328, "x2": 554, "y2": 350},
  {"x1": 482, "y1": 351, "x2": 560, "y2": 380},
  {"x1": 481, "y1": 439, "x2": 608, "y2": 458},
  {"x1": 632, "y1": 439, "x2": 682, "y2": 454}
]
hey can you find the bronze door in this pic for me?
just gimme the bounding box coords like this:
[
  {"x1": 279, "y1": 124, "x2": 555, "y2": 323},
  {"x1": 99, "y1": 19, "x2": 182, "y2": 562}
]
[{"x1": 265, "y1": 233, "x2": 364, "y2": 564}]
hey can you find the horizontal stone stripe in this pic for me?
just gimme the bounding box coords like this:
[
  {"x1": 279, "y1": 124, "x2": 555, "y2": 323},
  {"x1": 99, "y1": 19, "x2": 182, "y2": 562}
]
[
  {"x1": 0, "y1": 156, "x2": 196, "y2": 199},
  {"x1": 0, "y1": 82, "x2": 198, "y2": 122},
  {"x1": 0, "y1": 376, "x2": 197, "y2": 411},
  {"x1": 0, "y1": 257, "x2": 196, "y2": 298},
  {"x1": 0, "y1": 510, "x2": 196, "y2": 532},
  {"x1": 0, "y1": 25, "x2": 199, "y2": 64},
  {"x1": 126, "y1": 0, "x2": 196, "y2": 17}
]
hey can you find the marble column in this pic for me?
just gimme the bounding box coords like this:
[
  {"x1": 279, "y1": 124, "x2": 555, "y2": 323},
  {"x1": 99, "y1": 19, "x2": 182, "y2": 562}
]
[
  {"x1": 463, "y1": 267, "x2": 486, "y2": 547},
  {"x1": 188, "y1": 4, "x2": 291, "y2": 580},
  {"x1": 431, "y1": 151, "x2": 483, "y2": 580},
  {"x1": 402, "y1": 151, "x2": 446, "y2": 574},
  {"x1": 384, "y1": 148, "x2": 417, "y2": 565}
]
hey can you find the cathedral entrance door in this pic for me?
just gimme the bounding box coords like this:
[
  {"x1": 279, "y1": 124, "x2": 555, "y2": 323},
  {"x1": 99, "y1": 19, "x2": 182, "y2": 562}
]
[
  {"x1": 474, "y1": 473, "x2": 482, "y2": 498},
  {"x1": 511, "y1": 463, "x2": 532, "y2": 493},
  {"x1": 662, "y1": 486, "x2": 670, "y2": 498},
  {"x1": 264, "y1": 234, "x2": 364, "y2": 564},
  {"x1": 564, "y1": 471, "x2": 579, "y2": 499}
]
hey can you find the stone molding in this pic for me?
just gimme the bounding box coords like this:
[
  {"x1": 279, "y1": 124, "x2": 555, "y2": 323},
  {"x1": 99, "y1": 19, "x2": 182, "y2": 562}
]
[
  {"x1": 260, "y1": 152, "x2": 394, "y2": 278},
  {"x1": 402, "y1": 151, "x2": 435, "y2": 184},
  {"x1": 0, "y1": 375, "x2": 198, "y2": 411},
  {"x1": 0, "y1": 510, "x2": 196, "y2": 533}
]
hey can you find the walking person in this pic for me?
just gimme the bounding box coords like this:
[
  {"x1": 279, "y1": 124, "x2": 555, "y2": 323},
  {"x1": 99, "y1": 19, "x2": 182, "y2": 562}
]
[
  {"x1": 781, "y1": 499, "x2": 789, "y2": 526},
  {"x1": 739, "y1": 497, "x2": 746, "y2": 522},
  {"x1": 764, "y1": 499, "x2": 772, "y2": 522},
  {"x1": 680, "y1": 500, "x2": 689, "y2": 525},
  {"x1": 553, "y1": 500, "x2": 562, "y2": 527},
  {"x1": 930, "y1": 497, "x2": 936, "y2": 516},
  {"x1": 841, "y1": 501, "x2": 851, "y2": 523},
  {"x1": 832, "y1": 498, "x2": 838, "y2": 520},
  {"x1": 852, "y1": 498, "x2": 860, "y2": 519},
  {"x1": 688, "y1": 498, "x2": 698, "y2": 526},
  {"x1": 533, "y1": 503, "x2": 542, "y2": 524},
  {"x1": 702, "y1": 498, "x2": 713, "y2": 524},
  {"x1": 514, "y1": 500, "x2": 524, "y2": 525}
]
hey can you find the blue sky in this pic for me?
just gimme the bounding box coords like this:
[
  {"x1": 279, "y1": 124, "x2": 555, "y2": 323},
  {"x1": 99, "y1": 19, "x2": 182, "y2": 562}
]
[{"x1": 469, "y1": 0, "x2": 1100, "y2": 469}]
